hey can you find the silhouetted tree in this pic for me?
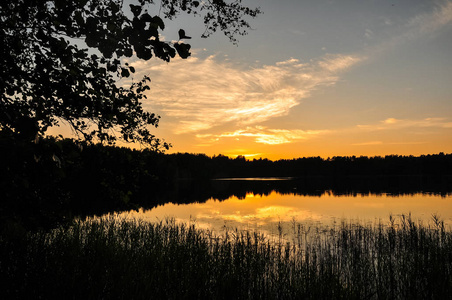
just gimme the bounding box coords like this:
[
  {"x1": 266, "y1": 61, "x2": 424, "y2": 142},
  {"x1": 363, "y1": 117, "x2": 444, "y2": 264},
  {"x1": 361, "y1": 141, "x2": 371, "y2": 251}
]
[{"x1": 1, "y1": 0, "x2": 261, "y2": 148}]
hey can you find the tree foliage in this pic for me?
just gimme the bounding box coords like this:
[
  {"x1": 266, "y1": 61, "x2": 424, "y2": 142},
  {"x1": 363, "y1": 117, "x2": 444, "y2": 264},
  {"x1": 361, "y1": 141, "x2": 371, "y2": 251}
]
[{"x1": 0, "y1": 0, "x2": 261, "y2": 150}]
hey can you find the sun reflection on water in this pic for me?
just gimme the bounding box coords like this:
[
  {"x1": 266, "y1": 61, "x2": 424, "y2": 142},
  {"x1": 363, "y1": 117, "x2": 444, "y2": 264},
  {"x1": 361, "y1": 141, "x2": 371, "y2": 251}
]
[{"x1": 111, "y1": 191, "x2": 452, "y2": 239}]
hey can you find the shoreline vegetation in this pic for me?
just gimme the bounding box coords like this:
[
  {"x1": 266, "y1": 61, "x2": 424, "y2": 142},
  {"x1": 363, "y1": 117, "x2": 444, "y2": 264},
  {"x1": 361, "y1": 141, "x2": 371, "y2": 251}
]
[
  {"x1": 1, "y1": 136, "x2": 452, "y2": 230},
  {"x1": 1, "y1": 137, "x2": 452, "y2": 297},
  {"x1": 1, "y1": 215, "x2": 451, "y2": 299}
]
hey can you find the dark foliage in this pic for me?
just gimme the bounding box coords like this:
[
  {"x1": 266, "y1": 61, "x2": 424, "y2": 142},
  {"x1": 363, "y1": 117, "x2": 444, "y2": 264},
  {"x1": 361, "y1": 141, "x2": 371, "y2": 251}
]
[
  {"x1": 0, "y1": 0, "x2": 261, "y2": 148},
  {"x1": 1, "y1": 136, "x2": 451, "y2": 230}
]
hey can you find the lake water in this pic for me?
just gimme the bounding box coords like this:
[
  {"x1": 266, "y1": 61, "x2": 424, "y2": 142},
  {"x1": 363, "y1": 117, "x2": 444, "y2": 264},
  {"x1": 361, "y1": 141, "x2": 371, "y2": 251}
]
[{"x1": 109, "y1": 178, "x2": 452, "y2": 237}]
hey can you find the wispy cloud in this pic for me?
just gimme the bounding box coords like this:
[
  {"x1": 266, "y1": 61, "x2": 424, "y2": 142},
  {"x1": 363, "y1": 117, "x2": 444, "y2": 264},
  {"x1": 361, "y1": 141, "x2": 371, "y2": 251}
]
[
  {"x1": 352, "y1": 140, "x2": 427, "y2": 147},
  {"x1": 317, "y1": 54, "x2": 364, "y2": 73},
  {"x1": 364, "y1": 29, "x2": 374, "y2": 39},
  {"x1": 352, "y1": 141, "x2": 383, "y2": 146},
  {"x1": 368, "y1": 1, "x2": 452, "y2": 56},
  {"x1": 128, "y1": 53, "x2": 363, "y2": 134},
  {"x1": 197, "y1": 126, "x2": 330, "y2": 145},
  {"x1": 407, "y1": 1, "x2": 452, "y2": 35},
  {"x1": 121, "y1": 1, "x2": 451, "y2": 149},
  {"x1": 357, "y1": 117, "x2": 452, "y2": 131}
]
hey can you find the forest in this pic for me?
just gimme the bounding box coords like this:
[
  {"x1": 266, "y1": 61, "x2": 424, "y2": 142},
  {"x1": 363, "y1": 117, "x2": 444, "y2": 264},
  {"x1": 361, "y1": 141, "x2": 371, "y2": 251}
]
[{"x1": 1, "y1": 135, "x2": 451, "y2": 229}]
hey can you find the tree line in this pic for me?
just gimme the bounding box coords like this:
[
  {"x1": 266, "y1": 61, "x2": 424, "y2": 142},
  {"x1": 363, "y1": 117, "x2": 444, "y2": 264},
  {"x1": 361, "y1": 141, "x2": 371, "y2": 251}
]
[
  {"x1": 163, "y1": 152, "x2": 452, "y2": 179},
  {"x1": 2, "y1": 136, "x2": 451, "y2": 228}
]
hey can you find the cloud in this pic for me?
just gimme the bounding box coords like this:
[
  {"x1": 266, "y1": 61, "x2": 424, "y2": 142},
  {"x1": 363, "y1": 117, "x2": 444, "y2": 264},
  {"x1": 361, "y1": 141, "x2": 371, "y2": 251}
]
[
  {"x1": 121, "y1": 1, "x2": 452, "y2": 143},
  {"x1": 357, "y1": 117, "x2": 452, "y2": 131},
  {"x1": 381, "y1": 17, "x2": 393, "y2": 26},
  {"x1": 352, "y1": 140, "x2": 428, "y2": 147},
  {"x1": 368, "y1": 1, "x2": 452, "y2": 56},
  {"x1": 352, "y1": 141, "x2": 383, "y2": 146},
  {"x1": 383, "y1": 118, "x2": 398, "y2": 124},
  {"x1": 317, "y1": 54, "x2": 365, "y2": 73},
  {"x1": 197, "y1": 126, "x2": 330, "y2": 145},
  {"x1": 364, "y1": 29, "x2": 374, "y2": 39},
  {"x1": 407, "y1": 1, "x2": 452, "y2": 35},
  {"x1": 127, "y1": 53, "x2": 363, "y2": 134}
]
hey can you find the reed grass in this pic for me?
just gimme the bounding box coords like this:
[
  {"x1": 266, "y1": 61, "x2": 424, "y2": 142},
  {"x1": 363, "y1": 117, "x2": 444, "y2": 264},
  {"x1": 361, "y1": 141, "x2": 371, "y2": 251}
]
[{"x1": 1, "y1": 215, "x2": 451, "y2": 299}]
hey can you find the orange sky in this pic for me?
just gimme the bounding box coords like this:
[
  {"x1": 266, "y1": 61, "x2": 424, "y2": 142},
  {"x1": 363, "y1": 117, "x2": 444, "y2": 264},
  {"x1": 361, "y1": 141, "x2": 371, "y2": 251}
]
[{"x1": 48, "y1": 1, "x2": 452, "y2": 160}]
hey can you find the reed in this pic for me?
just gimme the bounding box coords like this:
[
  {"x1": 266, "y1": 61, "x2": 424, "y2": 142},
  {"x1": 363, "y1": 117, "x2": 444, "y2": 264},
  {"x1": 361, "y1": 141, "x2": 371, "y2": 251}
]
[{"x1": 1, "y1": 215, "x2": 451, "y2": 299}]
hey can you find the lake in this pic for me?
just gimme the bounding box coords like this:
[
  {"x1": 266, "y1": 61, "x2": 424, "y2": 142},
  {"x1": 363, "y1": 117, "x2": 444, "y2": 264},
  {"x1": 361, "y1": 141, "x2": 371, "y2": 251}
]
[{"x1": 105, "y1": 177, "x2": 452, "y2": 238}]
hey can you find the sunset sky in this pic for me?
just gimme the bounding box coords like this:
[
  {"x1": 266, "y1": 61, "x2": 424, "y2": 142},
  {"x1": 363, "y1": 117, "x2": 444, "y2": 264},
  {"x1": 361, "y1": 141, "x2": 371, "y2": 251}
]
[{"x1": 52, "y1": 0, "x2": 452, "y2": 160}]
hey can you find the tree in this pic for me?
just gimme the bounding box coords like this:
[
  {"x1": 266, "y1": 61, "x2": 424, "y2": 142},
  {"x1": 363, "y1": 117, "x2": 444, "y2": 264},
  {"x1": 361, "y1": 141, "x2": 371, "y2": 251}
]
[{"x1": 0, "y1": 0, "x2": 261, "y2": 150}]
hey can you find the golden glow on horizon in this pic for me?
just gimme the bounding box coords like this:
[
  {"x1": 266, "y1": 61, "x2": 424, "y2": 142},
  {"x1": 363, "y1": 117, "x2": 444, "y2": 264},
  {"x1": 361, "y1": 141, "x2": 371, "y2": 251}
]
[
  {"x1": 43, "y1": 2, "x2": 452, "y2": 160},
  {"x1": 45, "y1": 117, "x2": 452, "y2": 160}
]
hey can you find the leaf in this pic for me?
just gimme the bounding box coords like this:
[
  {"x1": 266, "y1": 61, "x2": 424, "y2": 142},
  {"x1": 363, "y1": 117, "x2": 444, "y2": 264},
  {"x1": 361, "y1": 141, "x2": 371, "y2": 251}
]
[
  {"x1": 178, "y1": 29, "x2": 191, "y2": 40},
  {"x1": 74, "y1": 11, "x2": 84, "y2": 26},
  {"x1": 85, "y1": 31, "x2": 100, "y2": 48},
  {"x1": 129, "y1": 4, "x2": 141, "y2": 17},
  {"x1": 121, "y1": 68, "x2": 130, "y2": 77},
  {"x1": 174, "y1": 42, "x2": 191, "y2": 59},
  {"x1": 152, "y1": 16, "x2": 165, "y2": 30},
  {"x1": 86, "y1": 17, "x2": 97, "y2": 31},
  {"x1": 98, "y1": 38, "x2": 116, "y2": 58},
  {"x1": 124, "y1": 47, "x2": 133, "y2": 57},
  {"x1": 146, "y1": 27, "x2": 159, "y2": 39},
  {"x1": 110, "y1": 2, "x2": 120, "y2": 14},
  {"x1": 140, "y1": 13, "x2": 153, "y2": 23},
  {"x1": 135, "y1": 46, "x2": 153, "y2": 60},
  {"x1": 107, "y1": 63, "x2": 117, "y2": 72}
]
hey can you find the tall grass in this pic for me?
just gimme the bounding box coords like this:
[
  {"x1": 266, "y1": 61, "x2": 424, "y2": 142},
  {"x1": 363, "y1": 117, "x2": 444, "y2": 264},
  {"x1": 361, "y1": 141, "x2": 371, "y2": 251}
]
[{"x1": 1, "y1": 215, "x2": 451, "y2": 299}]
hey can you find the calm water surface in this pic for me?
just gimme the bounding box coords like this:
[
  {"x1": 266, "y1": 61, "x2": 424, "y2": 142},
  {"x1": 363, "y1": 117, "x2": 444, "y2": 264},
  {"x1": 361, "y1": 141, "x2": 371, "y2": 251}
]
[{"x1": 110, "y1": 178, "x2": 452, "y2": 237}]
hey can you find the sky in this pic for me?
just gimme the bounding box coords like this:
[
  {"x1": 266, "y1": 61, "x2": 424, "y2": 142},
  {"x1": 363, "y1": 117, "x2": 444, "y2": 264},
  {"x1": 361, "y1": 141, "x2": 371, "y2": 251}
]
[{"x1": 51, "y1": 0, "x2": 452, "y2": 160}]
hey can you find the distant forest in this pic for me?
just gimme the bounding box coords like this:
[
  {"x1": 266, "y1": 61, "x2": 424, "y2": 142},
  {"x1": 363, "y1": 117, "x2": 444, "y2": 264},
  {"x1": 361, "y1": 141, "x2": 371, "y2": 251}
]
[
  {"x1": 51, "y1": 139, "x2": 452, "y2": 180},
  {"x1": 159, "y1": 151, "x2": 452, "y2": 180},
  {"x1": 4, "y1": 136, "x2": 452, "y2": 180},
  {"x1": 1, "y1": 136, "x2": 451, "y2": 228}
]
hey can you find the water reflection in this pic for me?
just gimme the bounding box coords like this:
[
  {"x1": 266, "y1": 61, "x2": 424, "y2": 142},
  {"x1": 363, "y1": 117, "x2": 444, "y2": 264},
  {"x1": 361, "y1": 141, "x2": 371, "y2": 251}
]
[
  {"x1": 112, "y1": 178, "x2": 452, "y2": 238},
  {"x1": 213, "y1": 177, "x2": 295, "y2": 181},
  {"x1": 135, "y1": 176, "x2": 451, "y2": 211}
]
